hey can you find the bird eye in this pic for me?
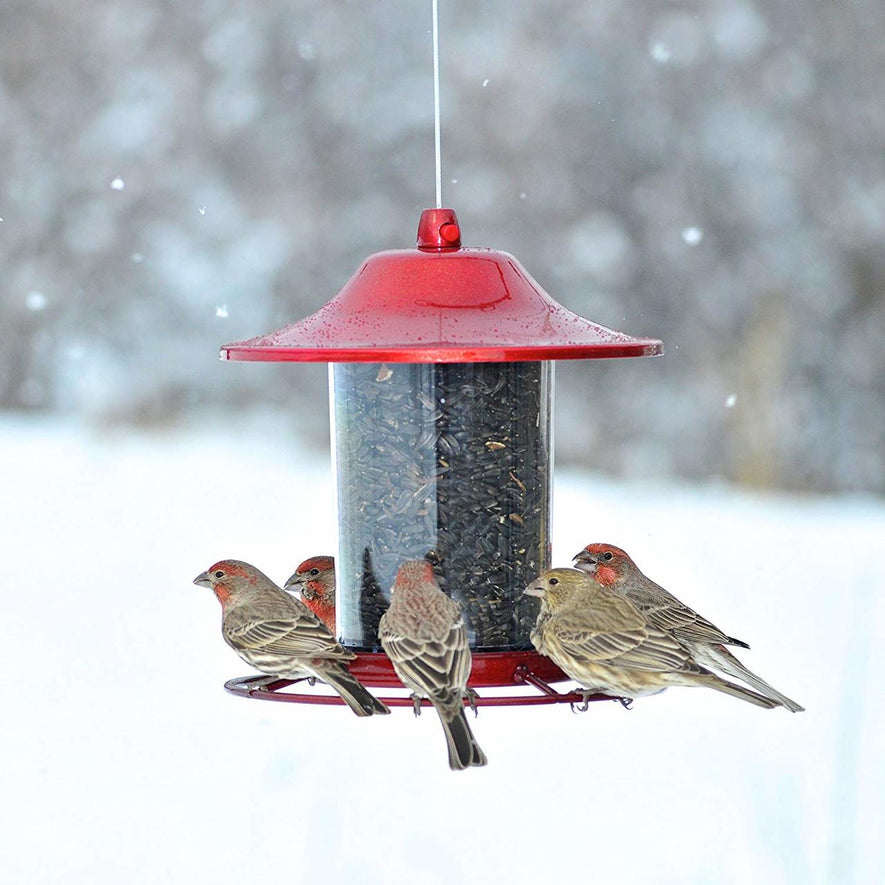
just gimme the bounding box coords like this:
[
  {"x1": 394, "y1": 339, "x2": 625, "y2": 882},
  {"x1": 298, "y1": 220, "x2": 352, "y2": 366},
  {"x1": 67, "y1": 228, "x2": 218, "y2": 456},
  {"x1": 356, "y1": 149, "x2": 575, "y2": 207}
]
[
  {"x1": 602, "y1": 552, "x2": 613, "y2": 561},
  {"x1": 309, "y1": 568, "x2": 319, "y2": 576},
  {"x1": 214, "y1": 570, "x2": 225, "y2": 578},
  {"x1": 549, "y1": 578, "x2": 559, "y2": 586}
]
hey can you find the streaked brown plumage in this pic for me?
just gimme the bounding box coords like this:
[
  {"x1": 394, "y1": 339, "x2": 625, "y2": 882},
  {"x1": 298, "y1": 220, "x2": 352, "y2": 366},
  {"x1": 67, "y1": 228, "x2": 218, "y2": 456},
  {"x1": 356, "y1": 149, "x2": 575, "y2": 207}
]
[
  {"x1": 379, "y1": 560, "x2": 487, "y2": 770},
  {"x1": 525, "y1": 568, "x2": 779, "y2": 709},
  {"x1": 284, "y1": 555, "x2": 336, "y2": 631},
  {"x1": 573, "y1": 543, "x2": 804, "y2": 712},
  {"x1": 194, "y1": 559, "x2": 389, "y2": 716}
]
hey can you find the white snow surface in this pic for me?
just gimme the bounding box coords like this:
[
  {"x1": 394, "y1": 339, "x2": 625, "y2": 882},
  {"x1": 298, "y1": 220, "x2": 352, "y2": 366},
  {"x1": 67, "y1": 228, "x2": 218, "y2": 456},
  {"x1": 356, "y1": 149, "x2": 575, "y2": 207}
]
[{"x1": 1, "y1": 416, "x2": 882, "y2": 884}]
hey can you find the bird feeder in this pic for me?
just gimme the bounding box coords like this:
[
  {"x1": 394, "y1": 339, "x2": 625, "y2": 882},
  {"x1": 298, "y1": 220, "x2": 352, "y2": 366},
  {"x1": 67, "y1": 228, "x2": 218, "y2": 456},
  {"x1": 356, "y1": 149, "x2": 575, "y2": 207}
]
[{"x1": 221, "y1": 208, "x2": 662, "y2": 708}]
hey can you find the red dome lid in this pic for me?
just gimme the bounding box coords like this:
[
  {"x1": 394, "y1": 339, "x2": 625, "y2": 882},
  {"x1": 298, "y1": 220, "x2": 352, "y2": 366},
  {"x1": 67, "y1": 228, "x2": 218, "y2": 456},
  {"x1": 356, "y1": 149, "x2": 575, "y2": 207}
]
[{"x1": 221, "y1": 209, "x2": 663, "y2": 363}]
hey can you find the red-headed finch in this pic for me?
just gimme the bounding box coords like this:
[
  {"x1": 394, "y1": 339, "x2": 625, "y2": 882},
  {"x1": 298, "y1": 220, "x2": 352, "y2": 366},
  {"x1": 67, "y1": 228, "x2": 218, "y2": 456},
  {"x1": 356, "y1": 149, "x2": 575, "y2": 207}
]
[
  {"x1": 573, "y1": 543, "x2": 804, "y2": 712},
  {"x1": 379, "y1": 560, "x2": 487, "y2": 770},
  {"x1": 194, "y1": 559, "x2": 389, "y2": 716},
  {"x1": 525, "y1": 568, "x2": 779, "y2": 709},
  {"x1": 284, "y1": 556, "x2": 336, "y2": 631}
]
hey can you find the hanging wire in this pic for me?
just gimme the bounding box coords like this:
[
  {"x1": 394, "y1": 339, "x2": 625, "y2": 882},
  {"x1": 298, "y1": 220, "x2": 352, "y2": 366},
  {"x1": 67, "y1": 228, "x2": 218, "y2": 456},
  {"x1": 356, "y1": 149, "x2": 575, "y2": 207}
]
[{"x1": 432, "y1": 0, "x2": 442, "y2": 208}]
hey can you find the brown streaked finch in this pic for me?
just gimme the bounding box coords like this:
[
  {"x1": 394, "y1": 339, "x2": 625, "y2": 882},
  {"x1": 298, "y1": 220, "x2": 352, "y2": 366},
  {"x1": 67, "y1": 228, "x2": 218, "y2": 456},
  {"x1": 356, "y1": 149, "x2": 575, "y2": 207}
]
[
  {"x1": 573, "y1": 543, "x2": 804, "y2": 712},
  {"x1": 525, "y1": 569, "x2": 779, "y2": 709},
  {"x1": 379, "y1": 560, "x2": 487, "y2": 770},
  {"x1": 194, "y1": 559, "x2": 389, "y2": 716},
  {"x1": 284, "y1": 556, "x2": 336, "y2": 631}
]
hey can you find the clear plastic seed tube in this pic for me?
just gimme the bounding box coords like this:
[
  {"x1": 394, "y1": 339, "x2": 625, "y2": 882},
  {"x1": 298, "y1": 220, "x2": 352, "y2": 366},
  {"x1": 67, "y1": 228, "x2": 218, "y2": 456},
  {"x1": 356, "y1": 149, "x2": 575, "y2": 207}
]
[{"x1": 331, "y1": 360, "x2": 552, "y2": 650}]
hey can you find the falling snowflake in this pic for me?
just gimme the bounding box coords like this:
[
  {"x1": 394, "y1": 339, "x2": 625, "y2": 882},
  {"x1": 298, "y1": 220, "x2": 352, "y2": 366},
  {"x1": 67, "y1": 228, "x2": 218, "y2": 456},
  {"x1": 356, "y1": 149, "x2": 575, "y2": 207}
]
[
  {"x1": 215, "y1": 304, "x2": 229, "y2": 318},
  {"x1": 482, "y1": 78, "x2": 490, "y2": 87},
  {"x1": 725, "y1": 393, "x2": 737, "y2": 408},
  {"x1": 681, "y1": 226, "x2": 704, "y2": 246},
  {"x1": 26, "y1": 291, "x2": 47, "y2": 311},
  {"x1": 110, "y1": 178, "x2": 125, "y2": 191},
  {"x1": 199, "y1": 206, "x2": 207, "y2": 216},
  {"x1": 131, "y1": 252, "x2": 145, "y2": 263},
  {"x1": 650, "y1": 43, "x2": 672, "y2": 63}
]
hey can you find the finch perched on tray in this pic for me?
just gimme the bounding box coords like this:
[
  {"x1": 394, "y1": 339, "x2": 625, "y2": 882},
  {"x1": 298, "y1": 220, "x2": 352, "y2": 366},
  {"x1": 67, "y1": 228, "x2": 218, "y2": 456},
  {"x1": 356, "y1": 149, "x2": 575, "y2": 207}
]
[
  {"x1": 525, "y1": 568, "x2": 779, "y2": 709},
  {"x1": 379, "y1": 560, "x2": 487, "y2": 770},
  {"x1": 284, "y1": 556, "x2": 336, "y2": 631},
  {"x1": 573, "y1": 543, "x2": 803, "y2": 712},
  {"x1": 194, "y1": 559, "x2": 389, "y2": 716}
]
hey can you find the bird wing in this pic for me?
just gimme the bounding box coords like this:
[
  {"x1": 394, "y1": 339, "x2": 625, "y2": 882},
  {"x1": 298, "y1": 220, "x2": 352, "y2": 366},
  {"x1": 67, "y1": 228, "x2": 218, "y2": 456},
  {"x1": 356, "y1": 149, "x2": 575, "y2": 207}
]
[
  {"x1": 642, "y1": 601, "x2": 734, "y2": 644},
  {"x1": 380, "y1": 615, "x2": 471, "y2": 698},
  {"x1": 223, "y1": 607, "x2": 353, "y2": 661},
  {"x1": 550, "y1": 607, "x2": 701, "y2": 674},
  {"x1": 628, "y1": 582, "x2": 749, "y2": 649}
]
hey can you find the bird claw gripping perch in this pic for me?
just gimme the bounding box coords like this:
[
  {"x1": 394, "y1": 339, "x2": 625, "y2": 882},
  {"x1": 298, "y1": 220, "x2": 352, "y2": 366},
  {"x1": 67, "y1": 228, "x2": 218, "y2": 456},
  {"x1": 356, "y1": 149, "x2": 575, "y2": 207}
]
[
  {"x1": 411, "y1": 694, "x2": 423, "y2": 717},
  {"x1": 244, "y1": 675, "x2": 283, "y2": 693},
  {"x1": 570, "y1": 691, "x2": 595, "y2": 714},
  {"x1": 465, "y1": 687, "x2": 480, "y2": 717},
  {"x1": 617, "y1": 697, "x2": 633, "y2": 710}
]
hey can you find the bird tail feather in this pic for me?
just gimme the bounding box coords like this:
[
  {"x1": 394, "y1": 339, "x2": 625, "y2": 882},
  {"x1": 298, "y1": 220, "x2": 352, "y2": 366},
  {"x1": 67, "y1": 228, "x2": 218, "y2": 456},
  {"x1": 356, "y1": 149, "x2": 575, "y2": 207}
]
[
  {"x1": 699, "y1": 645, "x2": 804, "y2": 712},
  {"x1": 316, "y1": 664, "x2": 390, "y2": 716},
  {"x1": 700, "y1": 673, "x2": 780, "y2": 709},
  {"x1": 434, "y1": 696, "x2": 487, "y2": 770}
]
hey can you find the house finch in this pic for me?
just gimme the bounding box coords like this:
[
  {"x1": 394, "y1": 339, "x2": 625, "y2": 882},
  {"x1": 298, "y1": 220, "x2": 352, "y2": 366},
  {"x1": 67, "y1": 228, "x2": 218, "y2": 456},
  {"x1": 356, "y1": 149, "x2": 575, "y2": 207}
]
[
  {"x1": 573, "y1": 543, "x2": 804, "y2": 712},
  {"x1": 379, "y1": 560, "x2": 487, "y2": 770},
  {"x1": 525, "y1": 568, "x2": 779, "y2": 709},
  {"x1": 284, "y1": 556, "x2": 336, "y2": 630},
  {"x1": 194, "y1": 559, "x2": 389, "y2": 716}
]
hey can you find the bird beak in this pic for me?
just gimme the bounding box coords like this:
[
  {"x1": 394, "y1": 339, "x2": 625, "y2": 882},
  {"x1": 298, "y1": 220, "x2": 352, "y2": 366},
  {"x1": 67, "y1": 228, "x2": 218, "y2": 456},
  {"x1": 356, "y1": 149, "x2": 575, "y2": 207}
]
[
  {"x1": 523, "y1": 581, "x2": 544, "y2": 598},
  {"x1": 573, "y1": 549, "x2": 597, "y2": 571},
  {"x1": 283, "y1": 573, "x2": 303, "y2": 593},
  {"x1": 193, "y1": 571, "x2": 213, "y2": 588}
]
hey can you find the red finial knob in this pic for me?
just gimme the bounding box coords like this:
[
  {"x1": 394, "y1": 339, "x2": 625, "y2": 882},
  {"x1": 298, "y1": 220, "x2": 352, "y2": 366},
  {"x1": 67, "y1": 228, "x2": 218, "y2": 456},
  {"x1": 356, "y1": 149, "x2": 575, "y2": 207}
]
[
  {"x1": 440, "y1": 222, "x2": 460, "y2": 244},
  {"x1": 416, "y1": 208, "x2": 462, "y2": 251}
]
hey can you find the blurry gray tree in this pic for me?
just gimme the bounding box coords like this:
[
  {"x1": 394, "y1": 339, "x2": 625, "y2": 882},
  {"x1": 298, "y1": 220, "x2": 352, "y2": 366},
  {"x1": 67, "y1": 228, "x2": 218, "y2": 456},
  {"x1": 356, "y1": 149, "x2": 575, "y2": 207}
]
[{"x1": 1, "y1": 0, "x2": 882, "y2": 493}]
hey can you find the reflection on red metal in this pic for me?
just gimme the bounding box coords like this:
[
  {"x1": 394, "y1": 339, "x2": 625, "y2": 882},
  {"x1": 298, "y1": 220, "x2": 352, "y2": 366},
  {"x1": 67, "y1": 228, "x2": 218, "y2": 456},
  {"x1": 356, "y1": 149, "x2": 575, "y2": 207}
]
[
  {"x1": 417, "y1": 207, "x2": 462, "y2": 250},
  {"x1": 220, "y1": 208, "x2": 662, "y2": 364},
  {"x1": 223, "y1": 651, "x2": 615, "y2": 708}
]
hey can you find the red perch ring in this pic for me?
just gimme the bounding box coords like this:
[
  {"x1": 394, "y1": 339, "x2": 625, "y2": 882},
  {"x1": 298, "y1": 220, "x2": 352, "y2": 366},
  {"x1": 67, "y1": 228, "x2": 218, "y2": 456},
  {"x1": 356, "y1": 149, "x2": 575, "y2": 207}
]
[{"x1": 224, "y1": 650, "x2": 615, "y2": 708}]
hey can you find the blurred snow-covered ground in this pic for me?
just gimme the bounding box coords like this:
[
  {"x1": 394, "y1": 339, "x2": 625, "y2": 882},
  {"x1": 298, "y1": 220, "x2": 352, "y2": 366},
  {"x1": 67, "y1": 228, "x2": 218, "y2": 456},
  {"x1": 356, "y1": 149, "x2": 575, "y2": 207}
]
[{"x1": 1, "y1": 416, "x2": 882, "y2": 884}]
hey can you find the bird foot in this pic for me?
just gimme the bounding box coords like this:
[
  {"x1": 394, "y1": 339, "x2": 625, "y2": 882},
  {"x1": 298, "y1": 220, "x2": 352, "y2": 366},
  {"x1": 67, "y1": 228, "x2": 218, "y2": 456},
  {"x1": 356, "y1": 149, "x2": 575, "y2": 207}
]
[
  {"x1": 616, "y1": 697, "x2": 633, "y2": 710},
  {"x1": 245, "y1": 675, "x2": 280, "y2": 693},
  {"x1": 464, "y1": 688, "x2": 480, "y2": 717},
  {"x1": 569, "y1": 691, "x2": 595, "y2": 713},
  {"x1": 410, "y1": 694, "x2": 423, "y2": 718}
]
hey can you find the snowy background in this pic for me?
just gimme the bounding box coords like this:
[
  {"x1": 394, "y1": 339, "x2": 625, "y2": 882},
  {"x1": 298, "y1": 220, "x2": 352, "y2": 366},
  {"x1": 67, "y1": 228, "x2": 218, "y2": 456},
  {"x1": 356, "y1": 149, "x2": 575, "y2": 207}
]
[
  {"x1": 1, "y1": 0, "x2": 883, "y2": 492},
  {"x1": 2, "y1": 1, "x2": 884, "y2": 883},
  {"x1": 2, "y1": 417, "x2": 883, "y2": 884}
]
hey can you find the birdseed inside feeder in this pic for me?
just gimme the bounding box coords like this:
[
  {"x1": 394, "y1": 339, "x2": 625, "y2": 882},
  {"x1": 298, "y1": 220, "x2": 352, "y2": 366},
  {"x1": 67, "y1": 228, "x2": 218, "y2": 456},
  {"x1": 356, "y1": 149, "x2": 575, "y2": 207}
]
[{"x1": 220, "y1": 208, "x2": 662, "y2": 707}]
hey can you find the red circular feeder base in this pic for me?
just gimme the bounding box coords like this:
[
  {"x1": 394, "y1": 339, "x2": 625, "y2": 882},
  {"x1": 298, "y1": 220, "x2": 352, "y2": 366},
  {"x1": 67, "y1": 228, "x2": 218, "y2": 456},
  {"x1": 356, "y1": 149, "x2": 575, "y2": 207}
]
[{"x1": 223, "y1": 650, "x2": 620, "y2": 708}]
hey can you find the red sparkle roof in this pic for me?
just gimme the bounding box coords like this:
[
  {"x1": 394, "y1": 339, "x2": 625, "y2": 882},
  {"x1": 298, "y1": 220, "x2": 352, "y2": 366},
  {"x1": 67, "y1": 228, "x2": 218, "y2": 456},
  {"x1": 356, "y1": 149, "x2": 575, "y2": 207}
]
[{"x1": 221, "y1": 209, "x2": 663, "y2": 363}]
